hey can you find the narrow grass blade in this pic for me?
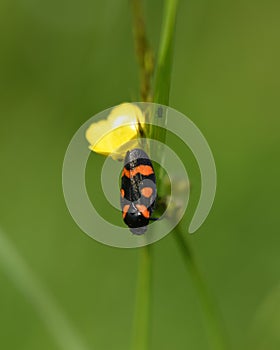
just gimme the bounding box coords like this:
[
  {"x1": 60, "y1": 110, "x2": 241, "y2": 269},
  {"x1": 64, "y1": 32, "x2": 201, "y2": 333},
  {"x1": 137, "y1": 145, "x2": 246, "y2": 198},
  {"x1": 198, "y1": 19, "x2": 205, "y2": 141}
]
[
  {"x1": 151, "y1": 1, "x2": 229, "y2": 349},
  {"x1": 131, "y1": 246, "x2": 152, "y2": 350},
  {"x1": 130, "y1": 1, "x2": 154, "y2": 349},
  {"x1": 154, "y1": 0, "x2": 179, "y2": 106},
  {"x1": 174, "y1": 226, "x2": 229, "y2": 350},
  {"x1": 0, "y1": 227, "x2": 90, "y2": 350}
]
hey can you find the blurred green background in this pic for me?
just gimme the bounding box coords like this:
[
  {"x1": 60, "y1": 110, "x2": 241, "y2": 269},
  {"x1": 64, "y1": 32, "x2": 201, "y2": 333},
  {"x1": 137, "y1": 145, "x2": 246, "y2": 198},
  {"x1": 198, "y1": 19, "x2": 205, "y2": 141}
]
[{"x1": 1, "y1": 0, "x2": 280, "y2": 349}]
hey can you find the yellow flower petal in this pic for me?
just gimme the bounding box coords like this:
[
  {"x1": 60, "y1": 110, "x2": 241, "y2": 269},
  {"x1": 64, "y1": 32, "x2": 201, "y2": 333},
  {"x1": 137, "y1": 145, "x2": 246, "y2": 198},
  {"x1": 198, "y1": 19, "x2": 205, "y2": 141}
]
[{"x1": 86, "y1": 103, "x2": 145, "y2": 160}]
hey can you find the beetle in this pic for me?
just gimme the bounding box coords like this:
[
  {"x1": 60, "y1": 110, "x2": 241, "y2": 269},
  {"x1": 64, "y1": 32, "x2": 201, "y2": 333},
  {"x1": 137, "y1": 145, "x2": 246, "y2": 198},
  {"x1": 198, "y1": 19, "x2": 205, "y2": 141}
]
[{"x1": 120, "y1": 148, "x2": 157, "y2": 235}]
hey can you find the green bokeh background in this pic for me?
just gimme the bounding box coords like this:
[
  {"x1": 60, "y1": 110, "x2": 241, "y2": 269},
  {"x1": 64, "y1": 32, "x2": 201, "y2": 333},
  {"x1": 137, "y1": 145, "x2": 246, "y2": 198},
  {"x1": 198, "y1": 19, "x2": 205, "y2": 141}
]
[{"x1": 1, "y1": 0, "x2": 280, "y2": 349}]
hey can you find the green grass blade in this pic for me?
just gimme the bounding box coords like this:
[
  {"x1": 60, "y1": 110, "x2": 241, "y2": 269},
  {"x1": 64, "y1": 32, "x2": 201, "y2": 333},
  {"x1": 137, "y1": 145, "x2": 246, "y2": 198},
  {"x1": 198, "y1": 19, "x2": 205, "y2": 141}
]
[
  {"x1": 150, "y1": 0, "x2": 179, "y2": 194},
  {"x1": 131, "y1": 246, "x2": 152, "y2": 350},
  {"x1": 174, "y1": 226, "x2": 229, "y2": 350},
  {"x1": 154, "y1": 0, "x2": 179, "y2": 106},
  {"x1": 0, "y1": 227, "x2": 90, "y2": 350},
  {"x1": 130, "y1": 1, "x2": 154, "y2": 350},
  {"x1": 130, "y1": 3, "x2": 180, "y2": 349},
  {"x1": 151, "y1": 1, "x2": 229, "y2": 349},
  {"x1": 131, "y1": 0, "x2": 154, "y2": 102}
]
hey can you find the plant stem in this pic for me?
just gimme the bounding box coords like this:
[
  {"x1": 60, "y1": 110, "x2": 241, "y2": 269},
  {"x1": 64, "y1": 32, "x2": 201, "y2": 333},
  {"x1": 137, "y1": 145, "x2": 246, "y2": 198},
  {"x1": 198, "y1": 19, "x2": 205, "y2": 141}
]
[
  {"x1": 131, "y1": 0, "x2": 154, "y2": 102},
  {"x1": 131, "y1": 1, "x2": 154, "y2": 350},
  {"x1": 131, "y1": 246, "x2": 152, "y2": 350},
  {"x1": 150, "y1": 0, "x2": 179, "y2": 196},
  {"x1": 174, "y1": 225, "x2": 229, "y2": 350}
]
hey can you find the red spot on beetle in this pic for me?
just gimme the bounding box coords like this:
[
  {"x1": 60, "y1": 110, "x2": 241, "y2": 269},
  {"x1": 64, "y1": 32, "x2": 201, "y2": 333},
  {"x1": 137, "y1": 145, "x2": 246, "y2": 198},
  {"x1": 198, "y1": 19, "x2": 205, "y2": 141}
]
[
  {"x1": 141, "y1": 187, "x2": 153, "y2": 198},
  {"x1": 136, "y1": 204, "x2": 150, "y2": 218},
  {"x1": 122, "y1": 165, "x2": 154, "y2": 178},
  {"x1": 122, "y1": 205, "x2": 130, "y2": 218}
]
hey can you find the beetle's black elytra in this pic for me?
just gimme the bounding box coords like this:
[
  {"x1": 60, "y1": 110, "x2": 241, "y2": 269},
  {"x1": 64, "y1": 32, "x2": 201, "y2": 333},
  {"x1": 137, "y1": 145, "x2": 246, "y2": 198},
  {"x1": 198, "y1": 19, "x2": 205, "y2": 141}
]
[{"x1": 120, "y1": 149, "x2": 157, "y2": 235}]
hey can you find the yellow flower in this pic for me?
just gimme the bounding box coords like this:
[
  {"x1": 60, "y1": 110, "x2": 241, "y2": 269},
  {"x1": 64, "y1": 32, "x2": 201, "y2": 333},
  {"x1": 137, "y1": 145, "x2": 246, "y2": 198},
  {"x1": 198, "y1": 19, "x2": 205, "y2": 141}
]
[{"x1": 86, "y1": 103, "x2": 145, "y2": 160}]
